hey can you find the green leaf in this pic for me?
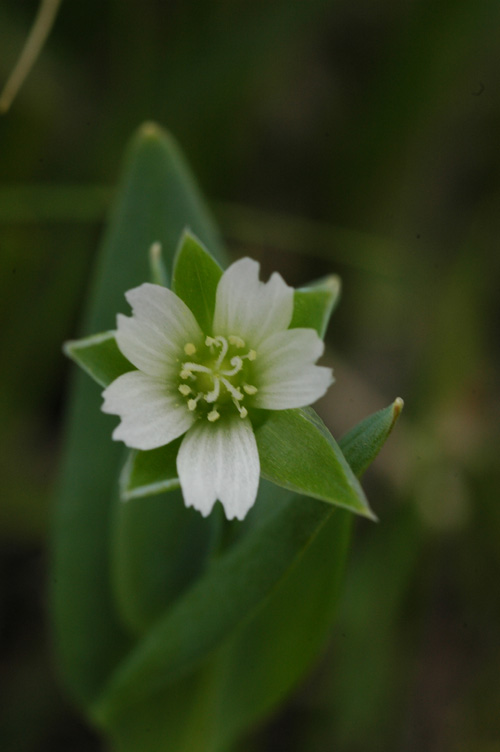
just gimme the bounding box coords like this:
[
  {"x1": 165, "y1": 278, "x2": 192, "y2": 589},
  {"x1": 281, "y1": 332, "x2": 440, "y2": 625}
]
[
  {"x1": 120, "y1": 443, "x2": 181, "y2": 502},
  {"x1": 290, "y1": 274, "x2": 341, "y2": 337},
  {"x1": 63, "y1": 331, "x2": 133, "y2": 388},
  {"x1": 99, "y1": 506, "x2": 351, "y2": 752},
  {"x1": 331, "y1": 504, "x2": 420, "y2": 750},
  {"x1": 217, "y1": 399, "x2": 405, "y2": 746},
  {"x1": 339, "y1": 397, "x2": 404, "y2": 478},
  {"x1": 172, "y1": 230, "x2": 223, "y2": 334},
  {"x1": 91, "y1": 399, "x2": 402, "y2": 727},
  {"x1": 91, "y1": 492, "x2": 331, "y2": 725},
  {"x1": 52, "y1": 122, "x2": 226, "y2": 709},
  {"x1": 257, "y1": 407, "x2": 375, "y2": 519},
  {"x1": 111, "y1": 488, "x2": 215, "y2": 636},
  {"x1": 97, "y1": 664, "x2": 221, "y2": 752},
  {"x1": 212, "y1": 506, "x2": 352, "y2": 750}
]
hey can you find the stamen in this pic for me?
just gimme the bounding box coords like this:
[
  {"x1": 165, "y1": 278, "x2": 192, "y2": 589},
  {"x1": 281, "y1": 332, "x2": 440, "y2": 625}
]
[
  {"x1": 182, "y1": 362, "x2": 212, "y2": 374},
  {"x1": 214, "y1": 336, "x2": 229, "y2": 369},
  {"x1": 220, "y1": 377, "x2": 243, "y2": 401},
  {"x1": 204, "y1": 376, "x2": 220, "y2": 403},
  {"x1": 221, "y1": 356, "x2": 243, "y2": 377},
  {"x1": 243, "y1": 383, "x2": 258, "y2": 395},
  {"x1": 233, "y1": 399, "x2": 248, "y2": 419},
  {"x1": 228, "y1": 335, "x2": 245, "y2": 348},
  {"x1": 178, "y1": 333, "x2": 258, "y2": 421},
  {"x1": 187, "y1": 394, "x2": 202, "y2": 411}
]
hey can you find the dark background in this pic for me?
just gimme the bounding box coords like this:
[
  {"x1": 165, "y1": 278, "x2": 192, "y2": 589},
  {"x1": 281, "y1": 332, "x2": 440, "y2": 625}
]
[{"x1": 1, "y1": 1, "x2": 499, "y2": 750}]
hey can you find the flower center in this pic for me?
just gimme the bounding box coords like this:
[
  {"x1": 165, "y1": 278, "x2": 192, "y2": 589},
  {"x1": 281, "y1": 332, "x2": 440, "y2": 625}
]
[{"x1": 177, "y1": 335, "x2": 258, "y2": 422}]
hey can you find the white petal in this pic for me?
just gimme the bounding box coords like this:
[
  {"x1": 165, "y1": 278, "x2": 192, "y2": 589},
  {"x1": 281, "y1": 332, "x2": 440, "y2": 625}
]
[
  {"x1": 213, "y1": 258, "x2": 293, "y2": 347},
  {"x1": 102, "y1": 371, "x2": 195, "y2": 450},
  {"x1": 177, "y1": 416, "x2": 260, "y2": 520},
  {"x1": 253, "y1": 328, "x2": 334, "y2": 410},
  {"x1": 116, "y1": 283, "x2": 203, "y2": 377}
]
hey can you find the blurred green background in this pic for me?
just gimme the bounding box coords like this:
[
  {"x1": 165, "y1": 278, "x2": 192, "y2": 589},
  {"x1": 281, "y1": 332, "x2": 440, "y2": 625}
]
[{"x1": 1, "y1": 0, "x2": 499, "y2": 750}]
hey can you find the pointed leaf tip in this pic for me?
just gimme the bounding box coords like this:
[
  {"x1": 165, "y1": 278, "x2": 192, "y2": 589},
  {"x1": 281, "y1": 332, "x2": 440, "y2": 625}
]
[
  {"x1": 339, "y1": 397, "x2": 404, "y2": 480},
  {"x1": 137, "y1": 121, "x2": 164, "y2": 140},
  {"x1": 393, "y1": 396, "x2": 404, "y2": 419},
  {"x1": 325, "y1": 274, "x2": 342, "y2": 295}
]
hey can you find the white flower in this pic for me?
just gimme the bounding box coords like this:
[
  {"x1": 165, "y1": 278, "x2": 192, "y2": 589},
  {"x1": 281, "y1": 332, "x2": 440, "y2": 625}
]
[{"x1": 102, "y1": 258, "x2": 333, "y2": 520}]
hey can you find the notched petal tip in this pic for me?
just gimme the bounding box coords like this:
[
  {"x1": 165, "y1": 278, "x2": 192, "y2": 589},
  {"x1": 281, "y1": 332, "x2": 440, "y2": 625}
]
[
  {"x1": 123, "y1": 281, "x2": 158, "y2": 307},
  {"x1": 231, "y1": 256, "x2": 261, "y2": 276},
  {"x1": 115, "y1": 284, "x2": 203, "y2": 376},
  {"x1": 111, "y1": 423, "x2": 137, "y2": 449},
  {"x1": 177, "y1": 417, "x2": 260, "y2": 521},
  {"x1": 213, "y1": 257, "x2": 294, "y2": 346},
  {"x1": 254, "y1": 328, "x2": 333, "y2": 410}
]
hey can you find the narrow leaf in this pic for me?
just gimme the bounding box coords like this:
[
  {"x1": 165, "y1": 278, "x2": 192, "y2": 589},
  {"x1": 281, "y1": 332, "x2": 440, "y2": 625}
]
[
  {"x1": 257, "y1": 407, "x2": 374, "y2": 519},
  {"x1": 172, "y1": 230, "x2": 223, "y2": 334},
  {"x1": 64, "y1": 332, "x2": 132, "y2": 388},
  {"x1": 290, "y1": 275, "x2": 341, "y2": 337}
]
